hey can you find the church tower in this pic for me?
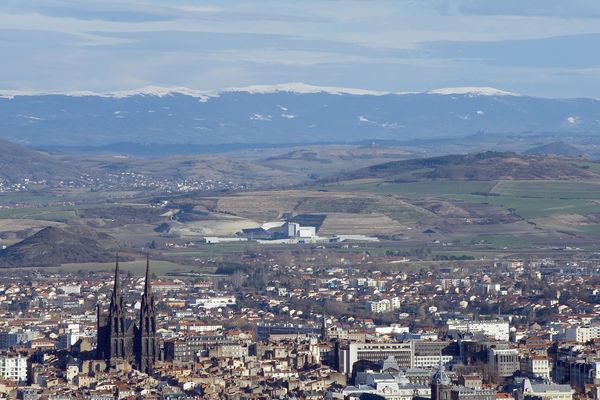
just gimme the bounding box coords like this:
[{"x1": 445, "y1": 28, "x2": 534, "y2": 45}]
[
  {"x1": 107, "y1": 256, "x2": 134, "y2": 363},
  {"x1": 431, "y1": 357, "x2": 452, "y2": 400},
  {"x1": 97, "y1": 255, "x2": 157, "y2": 372},
  {"x1": 136, "y1": 255, "x2": 159, "y2": 373},
  {"x1": 321, "y1": 312, "x2": 328, "y2": 340}
]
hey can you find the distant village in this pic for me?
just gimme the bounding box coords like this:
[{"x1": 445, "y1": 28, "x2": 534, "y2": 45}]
[{"x1": 0, "y1": 173, "x2": 247, "y2": 195}]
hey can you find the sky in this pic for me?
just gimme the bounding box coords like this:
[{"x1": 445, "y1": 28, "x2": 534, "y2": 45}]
[{"x1": 1, "y1": 0, "x2": 600, "y2": 97}]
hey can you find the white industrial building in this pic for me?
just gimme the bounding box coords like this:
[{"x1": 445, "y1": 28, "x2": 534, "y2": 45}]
[
  {"x1": 207, "y1": 216, "x2": 380, "y2": 244},
  {"x1": 285, "y1": 222, "x2": 316, "y2": 239}
]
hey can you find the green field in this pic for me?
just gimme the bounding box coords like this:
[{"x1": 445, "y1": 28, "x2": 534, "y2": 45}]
[
  {"x1": 451, "y1": 194, "x2": 600, "y2": 219},
  {"x1": 456, "y1": 234, "x2": 533, "y2": 249},
  {"x1": 0, "y1": 207, "x2": 79, "y2": 221},
  {"x1": 0, "y1": 190, "x2": 137, "y2": 205},
  {"x1": 325, "y1": 180, "x2": 496, "y2": 197},
  {"x1": 0, "y1": 192, "x2": 62, "y2": 205},
  {"x1": 0, "y1": 203, "x2": 113, "y2": 221},
  {"x1": 296, "y1": 195, "x2": 429, "y2": 223},
  {"x1": 572, "y1": 161, "x2": 600, "y2": 174},
  {"x1": 0, "y1": 260, "x2": 208, "y2": 276},
  {"x1": 577, "y1": 224, "x2": 600, "y2": 236},
  {"x1": 169, "y1": 242, "x2": 262, "y2": 257},
  {"x1": 432, "y1": 250, "x2": 497, "y2": 259},
  {"x1": 491, "y1": 180, "x2": 600, "y2": 199},
  {"x1": 324, "y1": 179, "x2": 600, "y2": 220}
]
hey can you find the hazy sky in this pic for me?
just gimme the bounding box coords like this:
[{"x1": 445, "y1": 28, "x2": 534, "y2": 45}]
[{"x1": 1, "y1": 0, "x2": 600, "y2": 97}]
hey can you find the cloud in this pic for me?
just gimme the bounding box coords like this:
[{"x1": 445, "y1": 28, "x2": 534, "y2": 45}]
[
  {"x1": 0, "y1": 0, "x2": 599, "y2": 97},
  {"x1": 0, "y1": 1, "x2": 173, "y2": 22},
  {"x1": 39, "y1": 7, "x2": 173, "y2": 22},
  {"x1": 421, "y1": 33, "x2": 600, "y2": 69},
  {"x1": 456, "y1": 0, "x2": 600, "y2": 18}
]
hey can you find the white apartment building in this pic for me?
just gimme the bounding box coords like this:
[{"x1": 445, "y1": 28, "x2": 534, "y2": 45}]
[
  {"x1": 152, "y1": 280, "x2": 186, "y2": 293},
  {"x1": 194, "y1": 296, "x2": 236, "y2": 309},
  {"x1": 0, "y1": 354, "x2": 28, "y2": 382},
  {"x1": 180, "y1": 323, "x2": 224, "y2": 333},
  {"x1": 366, "y1": 297, "x2": 401, "y2": 314},
  {"x1": 366, "y1": 299, "x2": 391, "y2": 314},
  {"x1": 413, "y1": 354, "x2": 454, "y2": 368},
  {"x1": 522, "y1": 356, "x2": 551, "y2": 381},
  {"x1": 60, "y1": 284, "x2": 81, "y2": 295},
  {"x1": 565, "y1": 325, "x2": 600, "y2": 343},
  {"x1": 447, "y1": 319, "x2": 510, "y2": 341},
  {"x1": 375, "y1": 325, "x2": 410, "y2": 335}
]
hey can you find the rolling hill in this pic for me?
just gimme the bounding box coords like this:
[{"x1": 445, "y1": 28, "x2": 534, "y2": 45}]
[
  {"x1": 335, "y1": 152, "x2": 599, "y2": 182},
  {"x1": 0, "y1": 226, "x2": 121, "y2": 267},
  {"x1": 0, "y1": 138, "x2": 81, "y2": 184},
  {"x1": 524, "y1": 141, "x2": 584, "y2": 157}
]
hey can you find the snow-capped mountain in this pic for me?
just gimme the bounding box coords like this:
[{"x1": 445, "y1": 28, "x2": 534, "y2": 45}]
[
  {"x1": 0, "y1": 83, "x2": 598, "y2": 146},
  {"x1": 426, "y1": 87, "x2": 519, "y2": 96}
]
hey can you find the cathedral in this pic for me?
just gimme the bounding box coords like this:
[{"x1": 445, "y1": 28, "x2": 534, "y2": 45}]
[{"x1": 96, "y1": 256, "x2": 159, "y2": 374}]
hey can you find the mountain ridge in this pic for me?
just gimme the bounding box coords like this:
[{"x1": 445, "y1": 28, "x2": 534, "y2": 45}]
[
  {"x1": 0, "y1": 83, "x2": 521, "y2": 99},
  {"x1": 2, "y1": 85, "x2": 599, "y2": 146}
]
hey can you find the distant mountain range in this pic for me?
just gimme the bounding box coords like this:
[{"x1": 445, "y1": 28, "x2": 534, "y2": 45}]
[{"x1": 1, "y1": 83, "x2": 600, "y2": 146}]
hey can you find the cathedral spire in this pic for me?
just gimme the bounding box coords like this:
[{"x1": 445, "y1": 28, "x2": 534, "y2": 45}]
[
  {"x1": 138, "y1": 254, "x2": 158, "y2": 374},
  {"x1": 106, "y1": 252, "x2": 133, "y2": 364},
  {"x1": 143, "y1": 253, "x2": 151, "y2": 297},
  {"x1": 113, "y1": 253, "x2": 120, "y2": 295}
]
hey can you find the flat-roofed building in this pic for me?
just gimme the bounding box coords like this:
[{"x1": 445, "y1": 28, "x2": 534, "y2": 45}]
[{"x1": 338, "y1": 342, "x2": 413, "y2": 375}]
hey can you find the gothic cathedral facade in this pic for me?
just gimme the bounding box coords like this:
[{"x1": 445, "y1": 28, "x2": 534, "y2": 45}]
[{"x1": 97, "y1": 256, "x2": 159, "y2": 374}]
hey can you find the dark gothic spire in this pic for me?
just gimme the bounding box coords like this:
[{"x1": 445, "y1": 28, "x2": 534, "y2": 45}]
[
  {"x1": 138, "y1": 254, "x2": 158, "y2": 374},
  {"x1": 143, "y1": 253, "x2": 152, "y2": 297},
  {"x1": 113, "y1": 253, "x2": 120, "y2": 295},
  {"x1": 140, "y1": 253, "x2": 155, "y2": 317}
]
